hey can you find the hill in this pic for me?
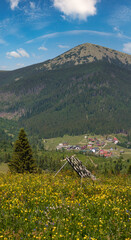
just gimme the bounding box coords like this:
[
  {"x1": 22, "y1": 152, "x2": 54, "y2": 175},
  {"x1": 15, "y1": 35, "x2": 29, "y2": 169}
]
[{"x1": 0, "y1": 43, "x2": 131, "y2": 138}]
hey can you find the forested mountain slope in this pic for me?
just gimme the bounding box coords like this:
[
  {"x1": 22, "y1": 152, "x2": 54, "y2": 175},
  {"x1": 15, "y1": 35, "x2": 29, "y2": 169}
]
[{"x1": 0, "y1": 43, "x2": 131, "y2": 137}]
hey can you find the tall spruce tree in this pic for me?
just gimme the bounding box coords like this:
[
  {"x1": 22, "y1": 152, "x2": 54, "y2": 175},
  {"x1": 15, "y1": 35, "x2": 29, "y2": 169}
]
[{"x1": 9, "y1": 128, "x2": 37, "y2": 173}]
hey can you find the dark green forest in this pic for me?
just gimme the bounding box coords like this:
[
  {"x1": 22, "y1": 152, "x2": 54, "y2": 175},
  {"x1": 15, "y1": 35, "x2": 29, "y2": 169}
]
[{"x1": 0, "y1": 60, "x2": 131, "y2": 138}]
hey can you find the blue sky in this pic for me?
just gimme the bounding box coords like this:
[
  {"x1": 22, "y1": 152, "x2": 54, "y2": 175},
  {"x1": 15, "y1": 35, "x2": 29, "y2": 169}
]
[{"x1": 0, "y1": 0, "x2": 131, "y2": 70}]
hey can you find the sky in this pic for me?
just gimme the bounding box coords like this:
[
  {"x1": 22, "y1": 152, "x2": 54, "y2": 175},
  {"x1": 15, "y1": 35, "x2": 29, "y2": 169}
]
[{"x1": 0, "y1": 0, "x2": 131, "y2": 70}]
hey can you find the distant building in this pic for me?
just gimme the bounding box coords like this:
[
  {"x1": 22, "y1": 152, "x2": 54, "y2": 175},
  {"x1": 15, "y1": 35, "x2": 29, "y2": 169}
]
[
  {"x1": 88, "y1": 144, "x2": 92, "y2": 147},
  {"x1": 100, "y1": 150, "x2": 112, "y2": 157},
  {"x1": 113, "y1": 137, "x2": 119, "y2": 144},
  {"x1": 81, "y1": 145, "x2": 87, "y2": 150},
  {"x1": 63, "y1": 142, "x2": 68, "y2": 146}
]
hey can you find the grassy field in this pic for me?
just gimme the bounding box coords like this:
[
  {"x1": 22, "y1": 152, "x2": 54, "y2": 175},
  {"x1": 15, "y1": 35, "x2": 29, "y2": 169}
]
[
  {"x1": 43, "y1": 135, "x2": 86, "y2": 150},
  {"x1": 0, "y1": 172, "x2": 130, "y2": 240}
]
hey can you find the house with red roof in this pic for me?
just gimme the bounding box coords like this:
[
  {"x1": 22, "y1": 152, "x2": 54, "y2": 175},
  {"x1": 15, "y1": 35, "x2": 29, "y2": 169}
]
[
  {"x1": 113, "y1": 137, "x2": 119, "y2": 144},
  {"x1": 100, "y1": 150, "x2": 112, "y2": 157}
]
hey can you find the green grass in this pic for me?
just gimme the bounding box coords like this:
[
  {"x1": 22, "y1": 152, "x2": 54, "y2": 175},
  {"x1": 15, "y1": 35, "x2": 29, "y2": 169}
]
[{"x1": 43, "y1": 134, "x2": 87, "y2": 150}]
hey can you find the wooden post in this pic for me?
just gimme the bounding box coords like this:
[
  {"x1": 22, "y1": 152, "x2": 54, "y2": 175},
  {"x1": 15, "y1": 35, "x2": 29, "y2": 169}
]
[
  {"x1": 54, "y1": 161, "x2": 68, "y2": 177},
  {"x1": 81, "y1": 177, "x2": 83, "y2": 188}
]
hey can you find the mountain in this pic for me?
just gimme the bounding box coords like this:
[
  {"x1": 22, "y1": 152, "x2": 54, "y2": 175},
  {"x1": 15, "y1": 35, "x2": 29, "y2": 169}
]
[
  {"x1": 0, "y1": 42, "x2": 131, "y2": 138},
  {"x1": 36, "y1": 42, "x2": 131, "y2": 71}
]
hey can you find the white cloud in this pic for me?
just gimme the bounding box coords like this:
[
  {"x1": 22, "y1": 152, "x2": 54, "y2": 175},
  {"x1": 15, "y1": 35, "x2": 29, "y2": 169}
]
[
  {"x1": 26, "y1": 30, "x2": 112, "y2": 44},
  {"x1": 123, "y1": 42, "x2": 131, "y2": 54},
  {"x1": 8, "y1": 0, "x2": 20, "y2": 10},
  {"x1": 58, "y1": 44, "x2": 69, "y2": 49},
  {"x1": 38, "y1": 46, "x2": 48, "y2": 51},
  {"x1": 6, "y1": 48, "x2": 30, "y2": 59},
  {"x1": 113, "y1": 26, "x2": 122, "y2": 34},
  {"x1": 17, "y1": 48, "x2": 30, "y2": 57},
  {"x1": 113, "y1": 26, "x2": 124, "y2": 38},
  {"x1": 66, "y1": 30, "x2": 111, "y2": 36},
  {"x1": 23, "y1": 1, "x2": 45, "y2": 23},
  {"x1": 53, "y1": 0, "x2": 100, "y2": 20},
  {"x1": 26, "y1": 32, "x2": 58, "y2": 44},
  {"x1": 114, "y1": 27, "x2": 118, "y2": 32},
  {"x1": 6, "y1": 51, "x2": 21, "y2": 58},
  {"x1": 30, "y1": 1, "x2": 35, "y2": 9}
]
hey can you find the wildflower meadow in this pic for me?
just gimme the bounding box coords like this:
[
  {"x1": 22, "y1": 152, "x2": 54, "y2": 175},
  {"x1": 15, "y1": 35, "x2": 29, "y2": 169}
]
[{"x1": 0, "y1": 172, "x2": 130, "y2": 240}]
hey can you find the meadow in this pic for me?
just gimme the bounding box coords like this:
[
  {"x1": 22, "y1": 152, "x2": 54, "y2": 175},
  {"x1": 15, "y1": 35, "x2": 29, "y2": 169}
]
[{"x1": 0, "y1": 172, "x2": 130, "y2": 240}]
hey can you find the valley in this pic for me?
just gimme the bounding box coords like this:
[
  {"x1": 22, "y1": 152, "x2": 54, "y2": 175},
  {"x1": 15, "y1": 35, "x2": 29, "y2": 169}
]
[{"x1": 0, "y1": 42, "x2": 131, "y2": 176}]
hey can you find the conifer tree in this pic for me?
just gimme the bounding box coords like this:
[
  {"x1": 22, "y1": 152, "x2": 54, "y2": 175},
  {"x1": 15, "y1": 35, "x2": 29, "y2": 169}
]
[{"x1": 9, "y1": 128, "x2": 37, "y2": 173}]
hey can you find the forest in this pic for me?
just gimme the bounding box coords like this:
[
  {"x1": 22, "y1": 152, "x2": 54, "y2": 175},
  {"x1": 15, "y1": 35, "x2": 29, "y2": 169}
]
[{"x1": 0, "y1": 61, "x2": 131, "y2": 138}]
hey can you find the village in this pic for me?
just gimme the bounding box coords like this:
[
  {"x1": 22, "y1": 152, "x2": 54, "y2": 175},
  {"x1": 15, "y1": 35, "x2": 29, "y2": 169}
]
[{"x1": 56, "y1": 136, "x2": 120, "y2": 157}]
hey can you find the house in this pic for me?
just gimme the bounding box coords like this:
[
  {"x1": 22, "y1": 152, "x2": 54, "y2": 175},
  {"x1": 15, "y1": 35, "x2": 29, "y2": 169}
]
[
  {"x1": 63, "y1": 142, "x2": 68, "y2": 146},
  {"x1": 88, "y1": 144, "x2": 92, "y2": 147},
  {"x1": 90, "y1": 147, "x2": 99, "y2": 153},
  {"x1": 88, "y1": 138, "x2": 95, "y2": 142},
  {"x1": 56, "y1": 143, "x2": 63, "y2": 150},
  {"x1": 104, "y1": 153, "x2": 112, "y2": 157},
  {"x1": 75, "y1": 146, "x2": 81, "y2": 150},
  {"x1": 59, "y1": 143, "x2": 63, "y2": 146},
  {"x1": 99, "y1": 150, "x2": 112, "y2": 157},
  {"x1": 81, "y1": 145, "x2": 87, "y2": 150},
  {"x1": 91, "y1": 148, "x2": 96, "y2": 153},
  {"x1": 56, "y1": 143, "x2": 68, "y2": 150},
  {"x1": 67, "y1": 145, "x2": 73, "y2": 150},
  {"x1": 113, "y1": 137, "x2": 119, "y2": 144}
]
